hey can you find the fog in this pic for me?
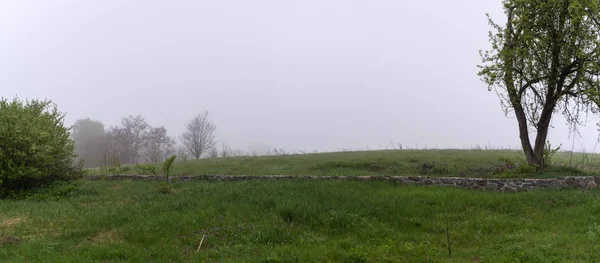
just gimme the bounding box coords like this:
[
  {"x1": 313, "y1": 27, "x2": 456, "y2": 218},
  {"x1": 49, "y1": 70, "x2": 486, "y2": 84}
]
[{"x1": 2, "y1": 0, "x2": 599, "y2": 154}]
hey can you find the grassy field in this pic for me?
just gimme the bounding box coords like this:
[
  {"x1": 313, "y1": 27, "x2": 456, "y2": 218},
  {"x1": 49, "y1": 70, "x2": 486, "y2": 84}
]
[
  {"x1": 2, "y1": 179, "x2": 600, "y2": 262},
  {"x1": 6, "y1": 149, "x2": 600, "y2": 262},
  {"x1": 90, "y1": 149, "x2": 600, "y2": 178}
]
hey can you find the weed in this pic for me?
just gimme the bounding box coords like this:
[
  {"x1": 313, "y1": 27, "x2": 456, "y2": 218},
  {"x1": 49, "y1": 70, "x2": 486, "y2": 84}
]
[
  {"x1": 409, "y1": 217, "x2": 422, "y2": 227},
  {"x1": 102, "y1": 151, "x2": 121, "y2": 173},
  {"x1": 407, "y1": 157, "x2": 419, "y2": 163},
  {"x1": 544, "y1": 141, "x2": 562, "y2": 168},
  {"x1": 154, "y1": 182, "x2": 174, "y2": 194},
  {"x1": 253, "y1": 227, "x2": 292, "y2": 245},
  {"x1": 136, "y1": 163, "x2": 157, "y2": 175},
  {"x1": 163, "y1": 155, "x2": 177, "y2": 179},
  {"x1": 262, "y1": 257, "x2": 281, "y2": 263},
  {"x1": 418, "y1": 162, "x2": 450, "y2": 175},
  {"x1": 343, "y1": 247, "x2": 368, "y2": 263},
  {"x1": 498, "y1": 163, "x2": 539, "y2": 178},
  {"x1": 439, "y1": 213, "x2": 457, "y2": 258}
]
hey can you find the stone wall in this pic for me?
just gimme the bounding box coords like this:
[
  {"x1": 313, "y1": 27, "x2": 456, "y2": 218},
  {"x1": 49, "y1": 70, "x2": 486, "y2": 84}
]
[{"x1": 87, "y1": 174, "x2": 600, "y2": 192}]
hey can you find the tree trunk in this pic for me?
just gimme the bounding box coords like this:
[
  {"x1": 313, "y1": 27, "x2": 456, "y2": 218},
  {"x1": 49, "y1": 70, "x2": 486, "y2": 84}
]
[
  {"x1": 532, "y1": 103, "x2": 556, "y2": 168},
  {"x1": 514, "y1": 101, "x2": 556, "y2": 168},
  {"x1": 513, "y1": 103, "x2": 540, "y2": 166}
]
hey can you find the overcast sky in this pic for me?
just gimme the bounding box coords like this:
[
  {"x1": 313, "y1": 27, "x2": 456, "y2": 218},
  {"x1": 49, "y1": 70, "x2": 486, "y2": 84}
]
[{"x1": 1, "y1": 0, "x2": 599, "y2": 153}]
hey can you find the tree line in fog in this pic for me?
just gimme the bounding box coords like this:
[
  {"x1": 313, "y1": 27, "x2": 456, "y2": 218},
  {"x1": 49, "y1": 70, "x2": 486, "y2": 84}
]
[{"x1": 71, "y1": 110, "x2": 217, "y2": 168}]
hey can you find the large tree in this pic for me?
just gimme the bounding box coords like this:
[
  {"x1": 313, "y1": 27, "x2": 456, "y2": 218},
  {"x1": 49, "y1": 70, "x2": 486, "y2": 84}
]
[
  {"x1": 478, "y1": 0, "x2": 600, "y2": 167},
  {"x1": 71, "y1": 118, "x2": 106, "y2": 168},
  {"x1": 181, "y1": 110, "x2": 216, "y2": 159}
]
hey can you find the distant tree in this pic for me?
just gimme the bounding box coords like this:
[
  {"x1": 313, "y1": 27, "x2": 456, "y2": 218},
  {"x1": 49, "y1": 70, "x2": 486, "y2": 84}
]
[
  {"x1": 220, "y1": 142, "x2": 231, "y2": 158},
  {"x1": 208, "y1": 147, "x2": 219, "y2": 159},
  {"x1": 176, "y1": 146, "x2": 189, "y2": 162},
  {"x1": 181, "y1": 110, "x2": 217, "y2": 159},
  {"x1": 143, "y1": 126, "x2": 175, "y2": 164},
  {"x1": 71, "y1": 118, "x2": 106, "y2": 168},
  {"x1": 121, "y1": 115, "x2": 150, "y2": 164},
  {"x1": 478, "y1": 0, "x2": 600, "y2": 167},
  {"x1": 104, "y1": 126, "x2": 130, "y2": 165},
  {"x1": 104, "y1": 115, "x2": 150, "y2": 165}
]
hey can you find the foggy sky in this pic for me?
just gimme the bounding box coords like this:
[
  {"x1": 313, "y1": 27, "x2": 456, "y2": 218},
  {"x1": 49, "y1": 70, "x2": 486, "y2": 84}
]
[{"x1": 1, "y1": 0, "x2": 599, "y2": 153}]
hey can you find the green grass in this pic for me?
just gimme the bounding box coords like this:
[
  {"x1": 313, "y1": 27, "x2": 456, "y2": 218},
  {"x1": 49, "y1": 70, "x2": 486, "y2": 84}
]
[
  {"x1": 89, "y1": 149, "x2": 600, "y2": 178},
  {"x1": 2, "y1": 179, "x2": 600, "y2": 262}
]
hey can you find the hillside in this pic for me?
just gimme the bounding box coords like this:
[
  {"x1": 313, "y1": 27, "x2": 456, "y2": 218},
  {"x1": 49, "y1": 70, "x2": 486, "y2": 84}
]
[{"x1": 90, "y1": 149, "x2": 600, "y2": 178}]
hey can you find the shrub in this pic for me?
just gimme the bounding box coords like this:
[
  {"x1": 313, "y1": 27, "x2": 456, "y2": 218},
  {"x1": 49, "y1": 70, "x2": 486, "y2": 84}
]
[
  {"x1": 0, "y1": 97, "x2": 82, "y2": 197},
  {"x1": 24, "y1": 181, "x2": 81, "y2": 201},
  {"x1": 497, "y1": 162, "x2": 539, "y2": 178},
  {"x1": 543, "y1": 141, "x2": 561, "y2": 168},
  {"x1": 102, "y1": 151, "x2": 121, "y2": 173},
  {"x1": 162, "y1": 155, "x2": 177, "y2": 178},
  {"x1": 154, "y1": 182, "x2": 174, "y2": 194}
]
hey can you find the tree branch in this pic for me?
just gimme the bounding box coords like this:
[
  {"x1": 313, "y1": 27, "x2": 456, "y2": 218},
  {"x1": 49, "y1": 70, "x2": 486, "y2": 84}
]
[
  {"x1": 557, "y1": 59, "x2": 580, "y2": 93},
  {"x1": 517, "y1": 76, "x2": 547, "y2": 99}
]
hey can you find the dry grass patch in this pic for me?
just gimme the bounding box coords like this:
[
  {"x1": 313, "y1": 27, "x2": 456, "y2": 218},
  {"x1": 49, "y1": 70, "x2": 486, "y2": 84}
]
[
  {"x1": 1, "y1": 217, "x2": 28, "y2": 229},
  {"x1": 0, "y1": 217, "x2": 26, "y2": 247},
  {"x1": 90, "y1": 230, "x2": 123, "y2": 244},
  {"x1": 0, "y1": 235, "x2": 21, "y2": 246},
  {"x1": 79, "y1": 201, "x2": 100, "y2": 208}
]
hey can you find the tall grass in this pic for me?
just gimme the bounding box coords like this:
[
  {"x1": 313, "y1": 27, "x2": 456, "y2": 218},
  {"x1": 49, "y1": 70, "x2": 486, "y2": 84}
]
[{"x1": 2, "y1": 180, "x2": 600, "y2": 262}]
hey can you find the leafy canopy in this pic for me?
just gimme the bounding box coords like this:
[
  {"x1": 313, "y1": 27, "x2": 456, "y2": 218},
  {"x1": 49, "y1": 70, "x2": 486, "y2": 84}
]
[
  {"x1": 478, "y1": 0, "x2": 600, "y2": 166},
  {"x1": 480, "y1": 0, "x2": 600, "y2": 124},
  {"x1": 0, "y1": 97, "x2": 82, "y2": 197}
]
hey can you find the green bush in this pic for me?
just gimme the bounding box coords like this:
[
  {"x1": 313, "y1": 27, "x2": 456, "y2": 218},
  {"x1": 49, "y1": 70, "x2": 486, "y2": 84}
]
[
  {"x1": 24, "y1": 180, "x2": 81, "y2": 201},
  {"x1": 0, "y1": 97, "x2": 82, "y2": 197}
]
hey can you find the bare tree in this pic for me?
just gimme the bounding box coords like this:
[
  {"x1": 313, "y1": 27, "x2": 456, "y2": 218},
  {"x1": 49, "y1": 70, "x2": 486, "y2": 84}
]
[
  {"x1": 104, "y1": 115, "x2": 150, "y2": 165},
  {"x1": 176, "y1": 146, "x2": 189, "y2": 162},
  {"x1": 143, "y1": 126, "x2": 175, "y2": 163},
  {"x1": 105, "y1": 126, "x2": 131, "y2": 164},
  {"x1": 220, "y1": 142, "x2": 231, "y2": 158},
  {"x1": 181, "y1": 110, "x2": 216, "y2": 159},
  {"x1": 208, "y1": 147, "x2": 219, "y2": 159},
  {"x1": 121, "y1": 115, "x2": 150, "y2": 164}
]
